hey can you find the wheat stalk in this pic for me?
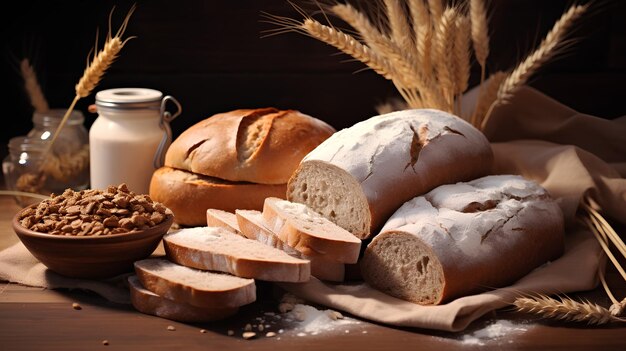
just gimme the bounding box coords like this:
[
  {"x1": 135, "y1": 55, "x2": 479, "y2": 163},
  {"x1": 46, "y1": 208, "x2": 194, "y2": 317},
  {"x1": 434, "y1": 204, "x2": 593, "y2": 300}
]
[
  {"x1": 480, "y1": 4, "x2": 587, "y2": 130},
  {"x1": 45, "y1": 4, "x2": 136, "y2": 157},
  {"x1": 472, "y1": 70, "x2": 507, "y2": 127},
  {"x1": 514, "y1": 294, "x2": 625, "y2": 325},
  {"x1": 384, "y1": 0, "x2": 413, "y2": 53},
  {"x1": 20, "y1": 58, "x2": 49, "y2": 113},
  {"x1": 434, "y1": 7, "x2": 458, "y2": 112}
]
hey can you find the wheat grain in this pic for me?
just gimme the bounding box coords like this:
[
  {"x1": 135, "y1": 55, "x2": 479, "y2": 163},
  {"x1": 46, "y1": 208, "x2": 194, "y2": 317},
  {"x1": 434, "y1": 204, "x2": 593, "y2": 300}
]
[
  {"x1": 75, "y1": 5, "x2": 136, "y2": 98},
  {"x1": 20, "y1": 58, "x2": 49, "y2": 113},
  {"x1": 496, "y1": 4, "x2": 587, "y2": 103},
  {"x1": 453, "y1": 15, "x2": 471, "y2": 95},
  {"x1": 384, "y1": 0, "x2": 413, "y2": 53},
  {"x1": 409, "y1": 0, "x2": 433, "y2": 77},
  {"x1": 302, "y1": 19, "x2": 398, "y2": 82},
  {"x1": 428, "y1": 0, "x2": 444, "y2": 28},
  {"x1": 434, "y1": 7, "x2": 457, "y2": 112},
  {"x1": 469, "y1": 0, "x2": 490, "y2": 75},
  {"x1": 514, "y1": 295, "x2": 625, "y2": 325}
]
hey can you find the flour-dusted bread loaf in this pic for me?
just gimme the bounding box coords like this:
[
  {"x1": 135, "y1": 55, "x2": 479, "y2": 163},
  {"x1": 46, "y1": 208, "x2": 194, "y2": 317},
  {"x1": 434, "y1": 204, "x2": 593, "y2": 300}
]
[
  {"x1": 262, "y1": 197, "x2": 361, "y2": 264},
  {"x1": 149, "y1": 167, "x2": 285, "y2": 226},
  {"x1": 360, "y1": 175, "x2": 564, "y2": 305},
  {"x1": 165, "y1": 108, "x2": 336, "y2": 184},
  {"x1": 287, "y1": 109, "x2": 493, "y2": 239},
  {"x1": 163, "y1": 226, "x2": 311, "y2": 282},
  {"x1": 235, "y1": 209, "x2": 345, "y2": 282},
  {"x1": 128, "y1": 275, "x2": 238, "y2": 322},
  {"x1": 134, "y1": 258, "x2": 256, "y2": 309},
  {"x1": 206, "y1": 208, "x2": 242, "y2": 234}
]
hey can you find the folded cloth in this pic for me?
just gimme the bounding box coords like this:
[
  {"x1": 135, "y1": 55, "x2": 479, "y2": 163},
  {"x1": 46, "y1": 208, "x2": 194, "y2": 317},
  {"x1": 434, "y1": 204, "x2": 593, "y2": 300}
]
[
  {"x1": 279, "y1": 86, "x2": 625, "y2": 331},
  {"x1": 0, "y1": 241, "x2": 131, "y2": 304}
]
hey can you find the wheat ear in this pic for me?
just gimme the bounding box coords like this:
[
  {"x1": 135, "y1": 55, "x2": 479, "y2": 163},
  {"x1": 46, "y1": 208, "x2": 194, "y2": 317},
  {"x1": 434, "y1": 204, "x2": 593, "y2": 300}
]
[
  {"x1": 453, "y1": 15, "x2": 471, "y2": 115},
  {"x1": 514, "y1": 294, "x2": 626, "y2": 325},
  {"x1": 44, "y1": 4, "x2": 136, "y2": 161},
  {"x1": 434, "y1": 8, "x2": 458, "y2": 112},
  {"x1": 20, "y1": 59, "x2": 49, "y2": 113},
  {"x1": 302, "y1": 19, "x2": 400, "y2": 83},
  {"x1": 469, "y1": 0, "x2": 490, "y2": 80},
  {"x1": 428, "y1": 0, "x2": 444, "y2": 28},
  {"x1": 384, "y1": 0, "x2": 413, "y2": 53},
  {"x1": 479, "y1": 4, "x2": 587, "y2": 130},
  {"x1": 409, "y1": 0, "x2": 432, "y2": 77}
]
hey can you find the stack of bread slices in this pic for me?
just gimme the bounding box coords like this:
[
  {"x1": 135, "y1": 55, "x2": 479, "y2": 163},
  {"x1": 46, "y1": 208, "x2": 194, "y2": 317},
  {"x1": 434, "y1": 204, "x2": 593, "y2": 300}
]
[{"x1": 129, "y1": 196, "x2": 361, "y2": 322}]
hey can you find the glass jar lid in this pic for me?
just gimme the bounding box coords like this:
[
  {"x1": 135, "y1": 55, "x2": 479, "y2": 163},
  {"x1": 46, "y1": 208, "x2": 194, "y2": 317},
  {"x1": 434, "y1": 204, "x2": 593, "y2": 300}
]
[{"x1": 95, "y1": 88, "x2": 163, "y2": 110}]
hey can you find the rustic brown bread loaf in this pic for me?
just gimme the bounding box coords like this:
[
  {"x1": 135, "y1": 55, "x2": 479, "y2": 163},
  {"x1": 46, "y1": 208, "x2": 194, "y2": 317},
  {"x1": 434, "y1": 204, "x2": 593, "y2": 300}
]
[{"x1": 360, "y1": 175, "x2": 564, "y2": 305}]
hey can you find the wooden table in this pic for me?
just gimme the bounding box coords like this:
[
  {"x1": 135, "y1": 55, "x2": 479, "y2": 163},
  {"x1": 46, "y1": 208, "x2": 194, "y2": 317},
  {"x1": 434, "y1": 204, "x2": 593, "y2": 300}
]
[{"x1": 1, "y1": 195, "x2": 625, "y2": 351}]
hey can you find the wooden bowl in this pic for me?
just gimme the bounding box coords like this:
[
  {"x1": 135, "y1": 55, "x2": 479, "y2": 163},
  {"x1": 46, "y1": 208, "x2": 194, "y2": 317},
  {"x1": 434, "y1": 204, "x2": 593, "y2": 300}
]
[{"x1": 12, "y1": 204, "x2": 174, "y2": 279}]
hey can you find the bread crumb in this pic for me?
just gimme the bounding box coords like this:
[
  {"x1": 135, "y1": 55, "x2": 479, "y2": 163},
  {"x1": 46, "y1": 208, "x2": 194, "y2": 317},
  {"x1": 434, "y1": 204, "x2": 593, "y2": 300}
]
[
  {"x1": 72, "y1": 303, "x2": 82, "y2": 310},
  {"x1": 345, "y1": 330, "x2": 349, "y2": 333},
  {"x1": 227, "y1": 330, "x2": 234, "y2": 336},
  {"x1": 102, "y1": 340, "x2": 109, "y2": 346},
  {"x1": 362, "y1": 331, "x2": 368, "y2": 334},
  {"x1": 242, "y1": 332, "x2": 256, "y2": 340},
  {"x1": 266, "y1": 332, "x2": 277, "y2": 338},
  {"x1": 326, "y1": 310, "x2": 343, "y2": 320},
  {"x1": 244, "y1": 323, "x2": 252, "y2": 331},
  {"x1": 297, "y1": 332, "x2": 306, "y2": 337},
  {"x1": 278, "y1": 329, "x2": 284, "y2": 334},
  {"x1": 200, "y1": 329, "x2": 207, "y2": 334},
  {"x1": 167, "y1": 325, "x2": 176, "y2": 331}
]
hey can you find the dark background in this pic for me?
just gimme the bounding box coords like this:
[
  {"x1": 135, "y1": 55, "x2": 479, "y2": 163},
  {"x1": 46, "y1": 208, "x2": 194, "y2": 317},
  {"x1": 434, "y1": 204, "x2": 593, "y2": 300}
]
[{"x1": 1, "y1": 0, "x2": 624, "y2": 161}]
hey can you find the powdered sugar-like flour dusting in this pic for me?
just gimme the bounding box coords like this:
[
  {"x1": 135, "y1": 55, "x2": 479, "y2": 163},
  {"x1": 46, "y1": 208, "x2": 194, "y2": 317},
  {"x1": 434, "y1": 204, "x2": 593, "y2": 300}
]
[{"x1": 460, "y1": 320, "x2": 530, "y2": 346}]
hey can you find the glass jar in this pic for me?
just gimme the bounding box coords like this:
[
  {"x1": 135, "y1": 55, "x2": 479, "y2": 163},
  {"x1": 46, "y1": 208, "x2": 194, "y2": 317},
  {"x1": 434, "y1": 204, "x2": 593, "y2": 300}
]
[
  {"x1": 2, "y1": 109, "x2": 90, "y2": 206},
  {"x1": 90, "y1": 88, "x2": 181, "y2": 194}
]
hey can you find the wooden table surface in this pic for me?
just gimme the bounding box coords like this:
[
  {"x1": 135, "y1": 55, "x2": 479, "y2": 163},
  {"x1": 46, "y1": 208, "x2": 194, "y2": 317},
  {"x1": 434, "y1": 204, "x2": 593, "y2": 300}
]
[{"x1": 1, "y1": 195, "x2": 625, "y2": 351}]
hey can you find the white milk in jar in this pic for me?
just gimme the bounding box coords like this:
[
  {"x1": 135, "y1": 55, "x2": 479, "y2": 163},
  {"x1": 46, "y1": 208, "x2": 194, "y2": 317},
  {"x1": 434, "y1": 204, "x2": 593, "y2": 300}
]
[{"x1": 90, "y1": 88, "x2": 181, "y2": 193}]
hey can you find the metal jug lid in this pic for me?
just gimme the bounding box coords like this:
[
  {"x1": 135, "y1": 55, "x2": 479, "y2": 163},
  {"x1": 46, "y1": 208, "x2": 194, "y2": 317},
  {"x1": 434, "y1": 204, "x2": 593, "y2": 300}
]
[{"x1": 95, "y1": 88, "x2": 163, "y2": 110}]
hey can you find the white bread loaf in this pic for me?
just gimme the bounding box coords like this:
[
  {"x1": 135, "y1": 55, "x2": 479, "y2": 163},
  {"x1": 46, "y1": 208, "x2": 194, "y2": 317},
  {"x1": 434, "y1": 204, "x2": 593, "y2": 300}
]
[
  {"x1": 128, "y1": 275, "x2": 238, "y2": 322},
  {"x1": 163, "y1": 226, "x2": 311, "y2": 282},
  {"x1": 134, "y1": 258, "x2": 256, "y2": 309},
  {"x1": 360, "y1": 175, "x2": 564, "y2": 305},
  {"x1": 262, "y1": 197, "x2": 361, "y2": 264},
  {"x1": 287, "y1": 109, "x2": 493, "y2": 239},
  {"x1": 206, "y1": 208, "x2": 242, "y2": 234},
  {"x1": 164, "y1": 108, "x2": 335, "y2": 184},
  {"x1": 150, "y1": 167, "x2": 285, "y2": 226},
  {"x1": 235, "y1": 209, "x2": 346, "y2": 282}
]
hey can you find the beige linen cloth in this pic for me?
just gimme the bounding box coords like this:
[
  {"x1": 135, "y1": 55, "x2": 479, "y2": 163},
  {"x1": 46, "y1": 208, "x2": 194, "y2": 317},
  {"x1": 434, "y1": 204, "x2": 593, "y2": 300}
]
[{"x1": 1, "y1": 86, "x2": 624, "y2": 331}]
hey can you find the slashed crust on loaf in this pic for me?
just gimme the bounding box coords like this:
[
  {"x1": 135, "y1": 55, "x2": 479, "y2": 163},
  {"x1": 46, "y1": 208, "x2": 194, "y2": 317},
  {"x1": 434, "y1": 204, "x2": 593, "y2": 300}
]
[
  {"x1": 361, "y1": 175, "x2": 564, "y2": 305},
  {"x1": 262, "y1": 197, "x2": 361, "y2": 264},
  {"x1": 134, "y1": 258, "x2": 256, "y2": 309},
  {"x1": 149, "y1": 167, "x2": 286, "y2": 226},
  {"x1": 235, "y1": 209, "x2": 345, "y2": 282},
  {"x1": 128, "y1": 275, "x2": 238, "y2": 322},
  {"x1": 287, "y1": 109, "x2": 493, "y2": 239},
  {"x1": 164, "y1": 226, "x2": 311, "y2": 282},
  {"x1": 164, "y1": 108, "x2": 335, "y2": 184}
]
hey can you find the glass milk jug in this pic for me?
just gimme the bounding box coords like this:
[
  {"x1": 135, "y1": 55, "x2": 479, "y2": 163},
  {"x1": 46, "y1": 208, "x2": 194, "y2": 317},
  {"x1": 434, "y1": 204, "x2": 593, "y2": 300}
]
[{"x1": 90, "y1": 88, "x2": 181, "y2": 194}]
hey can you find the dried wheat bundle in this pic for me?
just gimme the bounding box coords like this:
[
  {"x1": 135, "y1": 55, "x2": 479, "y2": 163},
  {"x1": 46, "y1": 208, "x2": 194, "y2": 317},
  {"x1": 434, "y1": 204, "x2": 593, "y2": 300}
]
[
  {"x1": 514, "y1": 294, "x2": 626, "y2": 325},
  {"x1": 20, "y1": 58, "x2": 49, "y2": 113},
  {"x1": 265, "y1": 1, "x2": 588, "y2": 131}
]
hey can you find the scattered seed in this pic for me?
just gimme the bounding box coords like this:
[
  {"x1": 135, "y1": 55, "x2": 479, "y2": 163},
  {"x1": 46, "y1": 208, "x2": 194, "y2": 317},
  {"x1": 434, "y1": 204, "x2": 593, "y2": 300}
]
[
  {"x1": 167, "y1": 325, "x2": 176, "y2": 331},
  {"x1": 362, "y1": 330, "x2": 368, "y2": 334},
  {"x1": 242, "y1": 332, "x2": 256, "y2": 340},
  {"x1": 200, "y1": 329, "x2": 207, "y2": 334},
  {"x1": 266, "y1": 332, "x2": 277, "y2": 338},
  {"x1": 72, "y1": 303, "x2": 82, "y2": 310},
  {"x1": 227, "y1": 330, "x2": 234, "y2": 336},
  {"x1": 258, "y1": 325, "x2": 264, "y2": 332},
  {"x1": 244, "y1": 323, "x2": 252, "y2": 331},
  {"x1": 102, "y1": 340, "x2": 109, "y2": 346}
]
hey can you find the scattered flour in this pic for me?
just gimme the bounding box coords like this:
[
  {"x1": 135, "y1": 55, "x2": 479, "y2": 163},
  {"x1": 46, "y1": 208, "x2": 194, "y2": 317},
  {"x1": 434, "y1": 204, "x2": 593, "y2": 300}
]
[
  {"x1": 288, "y1": 304, "x2": 361, "y2": 336},
  {"x1": 460, "y1": 320, "x2": 529, "y2": 346}
]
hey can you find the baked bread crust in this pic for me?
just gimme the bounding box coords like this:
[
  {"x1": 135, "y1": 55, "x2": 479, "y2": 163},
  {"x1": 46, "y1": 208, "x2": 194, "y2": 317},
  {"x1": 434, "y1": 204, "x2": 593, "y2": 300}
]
[
  {"x1": 164, "y1": 108, "x2": 335, "y2": 184},
  {"x1": 149, "y1": 167, "x2": 286, "y2": 226},
  {"x1": 360, "y1": 175, "x2": 564, "y2": 305},
  {"x1": 287, "y1": 109, "x2": 493, "y2": 239}
]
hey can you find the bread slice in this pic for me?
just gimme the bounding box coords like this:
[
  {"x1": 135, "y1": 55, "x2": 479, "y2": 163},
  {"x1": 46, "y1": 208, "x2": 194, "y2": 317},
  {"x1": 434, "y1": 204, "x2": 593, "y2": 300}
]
[
  {"x1": 262, "y1": 197, "x2": 361, "y2": 264},
  {"x1": 235, "y1": 209, "x2": 345, "y2": 282},
  {"x1": 134, "y1": 258, "x2": 255, "y2": 309},
  {"x1": 206, "y1": 208, "x2": 242, "y2": 234},
  {"x1": 128, "y1": 275, "x2": 238, "y2": 322},
  {"x1": 287, "y1": 109, "x2": 493, "y2": 239},
  {"x1": 360, "y1": 175, "x2": 564, "y2": 305},
  {"x1": 163, "y1": 226, "x2": 310, "y2": 282}
]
